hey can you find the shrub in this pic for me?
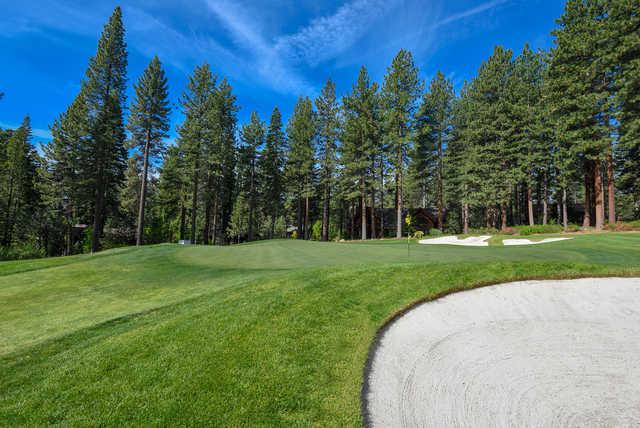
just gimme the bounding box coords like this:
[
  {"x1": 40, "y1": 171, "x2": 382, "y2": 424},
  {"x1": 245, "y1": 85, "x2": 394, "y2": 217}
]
[
  {"x1": 500, "y1": 227, "x2": 516, "y2": 235},
  {"x1": 311, "y1": 220, "x2": 322, "y2": 241},
  {"x1": 515, "y1": 224, "x2": 563, "y2": 236},
  {"x1": 413, "y1": 231, "x2": 425, "y2": 239},
  {"x1": 468, "y1": 227, "x2": 500, "y2": 235},
  {"x1": 615, "y1": 221, "x2": 640, "y2": 232},
  {"x1": 290, "y1": 230, "x2": 297, "y2": 240},
  {"x1": 565, "y1": 224, "x2": 581, "y2": 233},
  {"x1": 0, "y1": 242, "x2": 45, "y2": 261},
  {"x1": 429, "y1": 228, "x2": 443, "y2": 236}
]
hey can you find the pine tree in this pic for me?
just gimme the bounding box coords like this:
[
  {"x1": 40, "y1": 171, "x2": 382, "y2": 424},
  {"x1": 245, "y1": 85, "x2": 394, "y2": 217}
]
[
  {"x1": 469, "y1": 46, "x2": 514, "y2": 230},
  {"x1": 612, "y1": 0, "x2": 640, "y2": 220},
  {"x1": 315, "y1": 79, "x2": 340, "y2": 241},
  {"x1": 178, "y1": 63, "x2": 216, "y2": 243},
  {"x1": 548, "y1": 0, "x2": 612, "y2": 230},
  {"x1": 1, "y1": 116, "x2": 39, "y2": 247},
  {"x1": 342, "y1": 66, "x2": 379, "y2": 240},
  {"x1": 238, "y1": 112, "x2": 265, "y2": 241},
  {"x1": 381, "y1": 49, "x2": 422, "y2": 238},
  {"x1": 47, "y1": 92, "x2": 90, "y2": 254},
  {"x1": 120, "y1": 154, "x2": 143, "y2": 235},
  {"x1": 198, "y1": 77, "x2": 238, "y2": 244},
  {"x1": 446, "y1": 82, "x2": 480, "y2": 234},
  {"x1": 259, "y1": 107, "x2": 286, "y2": 239},
  {"x1": 80, "y1": 6, "x2": 128, "y2": 252},
  {"x1": 227, "y1": 192, "x2": 248, "y2": 244},
  {"x1": 158, "y1": 146, "x2": 188, "y2": 241},
  {"x1": 285, "y1": 97, "x2": 316, "y2": 240},
  {"x1": 509, "y1": 45, "x2": 548, "y2": 226},
  {"x1": 127, "y1": 56, "x2": 171, "y2": 246},
  {"x1": 413, "y1": 71, "x2": 454, "y2": 229}
]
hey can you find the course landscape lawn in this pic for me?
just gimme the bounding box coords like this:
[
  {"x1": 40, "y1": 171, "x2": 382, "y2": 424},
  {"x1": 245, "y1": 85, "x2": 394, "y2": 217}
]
[{"x1": 1, "y1": 233, "x2": 639, "y2": 426}]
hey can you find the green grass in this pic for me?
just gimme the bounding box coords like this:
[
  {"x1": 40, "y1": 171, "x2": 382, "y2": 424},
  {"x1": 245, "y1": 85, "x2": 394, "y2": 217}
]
[{"x1": 1, "y1": 234, "x2": 640, "y2": 426}]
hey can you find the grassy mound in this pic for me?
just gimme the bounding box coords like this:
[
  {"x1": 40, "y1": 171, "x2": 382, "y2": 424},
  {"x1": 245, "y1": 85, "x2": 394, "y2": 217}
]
[{"x1": 1, "y1": 234, "x2": 639, "y2": 425}]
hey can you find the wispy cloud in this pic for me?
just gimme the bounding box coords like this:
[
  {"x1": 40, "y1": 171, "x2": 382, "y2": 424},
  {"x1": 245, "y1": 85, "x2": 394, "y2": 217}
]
[
  {"x1": 434, "y1": 0, "x2": 509, "y2": 28},
  {"x1": 275, "y1": 0, "x2": 400, "y2": 67},
  {"x1": 205, "y1": 0, "x2": 315, "y2": 96}
]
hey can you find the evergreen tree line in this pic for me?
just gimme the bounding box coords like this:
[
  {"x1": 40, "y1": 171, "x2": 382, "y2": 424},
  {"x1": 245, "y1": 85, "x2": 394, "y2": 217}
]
[{"x1": 1, "y1": 1, "x2": 638, "y2": 258}]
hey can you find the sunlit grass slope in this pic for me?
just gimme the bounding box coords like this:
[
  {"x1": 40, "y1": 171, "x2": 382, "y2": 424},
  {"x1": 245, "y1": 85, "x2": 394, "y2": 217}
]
[{"x1": 1, "y1": 234, "x2": 639, "y2": 425}]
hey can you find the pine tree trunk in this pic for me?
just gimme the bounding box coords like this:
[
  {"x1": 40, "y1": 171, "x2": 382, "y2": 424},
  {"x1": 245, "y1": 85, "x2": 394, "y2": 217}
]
[
  {"x1": 594, "y1": 159, "x2": 604, "y2": 231},
  {"x1": 248, "y1": 159, "x2": 255, "y2": 242},
  {"x1": 304, "y1": 196, "x2": 310, "y2": 240},
  {"x1": 202, "y1": 197, "x2": 211, "y2": 245},
  {"x1": 542, "y1": 173, "x2": 548, "y2": 226},
  {"x1": 379, "y1": 156, "x2": 384, "y2": 238},
  {"x1": 583, "y1": 163, "x2": 592, "y2": 228},
  {"x1": 396, "y1": 146, "x2": 403, "y2": 239},
  {"x1": 463, "y1": 203, "x2": 469, "y2": 235},
  {"x1": 361, "y1": 176, "x2": 367, "y2": 240},
  {"x1": 190, "y1": 159, "x2": 199, "y2": 244},
  {"x1": 322, "y1": 184, "x2": 330, "y2": 241},
  {"x1": 212, "y1": 195, "x2": 218, "y2": 245},
  {"x1": 136, "y1": 133, "x2": 150, "y2": 246},
  {"x1": 350, "y1": 201, "x2": 355, "y2": 240},
  {"x1": 527, "y1": 184, "x2": 534, "y2": 226},
  {"x1": 91, "y1": 171, "x2": 105, "y2": 253},
  {"x1": 562, "y1": 188, "x2": 568, "y2": 231},
  {"x1": 606, "y1": 153, "x2": 615, "y2": 225},
  {"x1": 179, "y1": 197, "x2": 186, "y2": 241},
  {"x1": 297, "y1": 195, "x2": 303, "y2": 240},
  {"x1": 370, "y1": 186, "x2": 376, "y2": 240},
  {"x1": 501, "y1": 204, "x2": 508, "y2": 231},
  {"x1": 437, "y1": 135, "x2": 444, "y2": 230}
]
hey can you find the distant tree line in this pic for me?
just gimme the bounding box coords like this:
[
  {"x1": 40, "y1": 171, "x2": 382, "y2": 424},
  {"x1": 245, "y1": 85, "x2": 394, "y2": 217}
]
[{"x1": 1, "y1": 0, "x2": 638, "y2": 259}]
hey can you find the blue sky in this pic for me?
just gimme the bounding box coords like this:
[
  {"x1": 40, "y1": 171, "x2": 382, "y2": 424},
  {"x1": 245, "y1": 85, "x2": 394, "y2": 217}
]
[{"x1": 0, "y1": 0, "x2": 564, "y2": 147}]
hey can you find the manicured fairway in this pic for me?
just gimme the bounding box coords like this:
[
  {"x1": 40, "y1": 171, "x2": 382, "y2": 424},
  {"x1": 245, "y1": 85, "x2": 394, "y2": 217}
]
[{"x1": 1, "y1": 234, "x2": 640, "y2": 426}]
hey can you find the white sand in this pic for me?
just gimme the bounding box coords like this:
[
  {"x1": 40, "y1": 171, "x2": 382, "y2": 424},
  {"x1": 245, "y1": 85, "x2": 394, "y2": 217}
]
[
  {"x1": 418, "y1": 236, "x2": 491, "y2": 246},
  {"x1": 418, "y1": 236, "x2": 574, "y2": 247},
  {"x1": 503, "y1": 237, "x2": 573, "y2": 246},
  {"x1": 365, "y1": 278, "x2": 640, "y2": 427}
]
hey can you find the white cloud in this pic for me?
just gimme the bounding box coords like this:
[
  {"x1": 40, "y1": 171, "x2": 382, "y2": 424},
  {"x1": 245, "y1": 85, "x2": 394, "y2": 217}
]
[
  {"x1": 274, "y1": 0, "x2": 399, "y2": 67},
  {"x1": 434, "y1": 0, "x2": 509, "y2": 28},
  {"x1": 205, "y1": 0, "x2": 315, "y2": 96}
]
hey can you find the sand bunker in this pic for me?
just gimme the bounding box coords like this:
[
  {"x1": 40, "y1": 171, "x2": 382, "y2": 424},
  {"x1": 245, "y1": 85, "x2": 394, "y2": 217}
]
[
  {"x1": 418, "y1": 236, "x2": 491, "y2": 246},
  {"x1": 419, "y1": 236, "x2": 573, "y2": 246},
  {"x1": 503, "y1": 237, "x2": 572, "y2": 246},
  {"x1": 364, "y1": 278, "x2": 640, "y2": 427}
]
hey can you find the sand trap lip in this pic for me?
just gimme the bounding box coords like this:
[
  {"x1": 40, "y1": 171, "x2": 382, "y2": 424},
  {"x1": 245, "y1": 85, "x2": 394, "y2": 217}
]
[
  {"x1": 503, "y1": 237, "x2": 573, "y2": 245},
  {"x1": 418, "y1": 236, "x2": 573, "y2": 246},
  {"x1": 363, "y1": 278, "x2": 640, "y2": 427},
  {"x1": 418, "y1": 236, "x2": 491, "y2": 246}
]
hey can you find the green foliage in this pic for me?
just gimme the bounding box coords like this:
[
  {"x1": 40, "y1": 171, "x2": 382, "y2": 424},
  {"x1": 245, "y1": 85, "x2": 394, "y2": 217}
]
[
  {"x1": 316, "y1": 79, "x2": 340, "y2": 241},
  {"x1": 311, "y1": 220, "x2": 322, "y2": 241},
  {"x1": 227, "y1": 192, "x2": 249, "y2": 243},
  {"x1": 0, "y1": 241, "x2": 45, "y2": 261},
  {"x1": 514, "y1": 224, "x2": 563, "y2": 236},
  {"x1": 411, "y1": 71, "x2": 453, "y2": 224},
  {"x1": 259, "y1": 107, "x2": 286, "y2": 239},
  {"x1": 382, "y1": 49, "x2": 423, "y2": 238}
]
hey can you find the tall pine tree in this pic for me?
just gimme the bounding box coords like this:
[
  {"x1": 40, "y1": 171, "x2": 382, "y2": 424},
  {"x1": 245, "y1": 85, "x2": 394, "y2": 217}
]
[
  {"x1": 382, "y1": 49, "x2": 422, "y2": 238},
  {"x1": 127, "y1": 56, "x2": 171, "y2": 246},
  {"x1": 81, "y1": 6, "x2": 128, "y2": 252},
  {"x1": 315, "y1": 79, "x2": 340, "y2": 241}
]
